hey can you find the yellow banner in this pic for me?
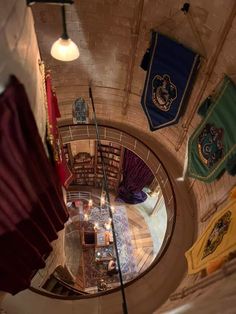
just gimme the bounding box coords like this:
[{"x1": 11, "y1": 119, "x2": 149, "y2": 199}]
[{"x1": 185, "y1": 194, "x2": 236, "y2": 274}]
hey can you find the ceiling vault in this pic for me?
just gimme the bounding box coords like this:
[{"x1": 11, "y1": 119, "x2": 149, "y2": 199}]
[{"x1": 31, "y1": 0, "x2": 236, "y2": 160}]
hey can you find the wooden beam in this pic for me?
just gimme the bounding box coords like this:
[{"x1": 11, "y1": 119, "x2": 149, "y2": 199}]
[
  {"x1": 175, "y1": 2, "x2": 236, "y2": 151},
  {"x1": 122, "y1": 0, "x2": 144, "y2": 115}
]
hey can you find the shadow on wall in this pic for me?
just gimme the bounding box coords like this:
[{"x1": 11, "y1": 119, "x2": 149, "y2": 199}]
[
  {"x1": 0, "y1": 1, "x2": 46, "y2": 138},
  {"x1": 64, "y1": 223, "x2": 82, "y2": 277}
]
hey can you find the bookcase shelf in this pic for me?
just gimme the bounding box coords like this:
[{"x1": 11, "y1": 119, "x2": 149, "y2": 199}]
[
  {"x1": 70, "y1": 141, "x2": 124, "y2": 192},
  {"x1": 95, "y1": 140, "x2": 124, "y2": 191},
  {"x1": 71, "y1": 152, "x2": 95, "y2": 186},
  {"x1": 63, "y1": 144, "x2": 73, "y2": 169}
]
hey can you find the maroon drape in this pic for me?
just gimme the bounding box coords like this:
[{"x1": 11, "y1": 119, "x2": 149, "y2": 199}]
[
  {"x1": 0, "y1": 76, "x2": 68, "y2": 294},
  {"x1": 117, "y1": 149, "x2": 154, "y2": 204}
]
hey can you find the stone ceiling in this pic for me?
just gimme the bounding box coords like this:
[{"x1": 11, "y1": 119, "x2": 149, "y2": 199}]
[{"x1": 32, "y1": 0, "x2": 236, "y2": 165}]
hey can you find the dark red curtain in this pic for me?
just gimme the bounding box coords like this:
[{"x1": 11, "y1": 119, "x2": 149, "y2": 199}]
[
  {"x1": 117, "y1": 149, "x2": 154, "y2": 204},
  {"x1": 0, "y1": 76, "x2": 68, "y2": 294}
]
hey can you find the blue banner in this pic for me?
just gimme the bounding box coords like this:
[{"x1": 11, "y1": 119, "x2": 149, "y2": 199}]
[{"x1": 141, "y1": 32, "x2": 200, "y2": 131}]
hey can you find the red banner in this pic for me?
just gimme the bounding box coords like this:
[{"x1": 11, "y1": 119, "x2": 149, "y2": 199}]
[{"x1": 45, "y1": 73, "x2": 73, "y2": 188}]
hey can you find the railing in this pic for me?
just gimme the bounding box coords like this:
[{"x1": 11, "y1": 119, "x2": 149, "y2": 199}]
[
  {"x1": 60, "y1": 124, "x2": 175, "y2": 213},
  {"x1": 59, "y1": 123, "x2": 176, "y2": 281},
  {"x1": 41, "y1": 274, "x2": 89, "y2": 296},
  {"x1": 2, "y1": 124, "x2": 178, "y2": 314},
  {"x1": 67, "y1": 191, "x2": 92, "y2": 202},
  {"x1": 170, "y1": 258, "x2": 236, "y2": 300}
]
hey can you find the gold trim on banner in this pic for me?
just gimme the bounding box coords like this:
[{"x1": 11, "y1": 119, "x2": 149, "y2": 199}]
[
  {"x1": 39, "y1": 61, "x2": 51, "y2": 143},
  {"x1": 188, "y1": 79, "x2": 236, "y2": 180},
  {"x1": 185, "y1": 189, "x2": 236, "y2": 274},
  {"x1": 142, "y1": 33, "x2": 199, "y2": 130}
]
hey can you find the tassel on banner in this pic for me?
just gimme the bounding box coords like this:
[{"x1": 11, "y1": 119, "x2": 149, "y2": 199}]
[{"x1": 176, "y1": 136, "x2": 189, "y2": 182}]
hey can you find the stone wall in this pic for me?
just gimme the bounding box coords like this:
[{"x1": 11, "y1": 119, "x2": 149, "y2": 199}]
[
  {"x1": 0, "y1": 0, "x2": 65, "y2": 294},
  {"x1": 0, "y1": 0, "x2": 46, "y2": 138},
  {"x1": 153, "y1": 4, "x2": 236, "y2": 311},
  {"x1": 33, "y1": 1, "x2": 236, "y2": 225},
  {"x1": 1, "y1": 0, "x2": 235, "y2": 312}
]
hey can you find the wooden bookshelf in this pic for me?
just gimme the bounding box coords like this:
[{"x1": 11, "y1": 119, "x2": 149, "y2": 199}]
[
  {"x1": 95, "y1": 141, "x2": 124, "y2": 192},
  {"x1": 72, "y1": 152, "x2": 95, "y2": 186},
  {"x1": 70, "y1": 141, "x2": 124, "y2": 192},
  {"x1": 63, "y1": 144, "x2": 73, "y2": 169}
]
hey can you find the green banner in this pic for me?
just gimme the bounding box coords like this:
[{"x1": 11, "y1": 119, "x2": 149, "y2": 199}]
[{"x1": 188, "y1": 76, "x2": 236, "y2": 183}]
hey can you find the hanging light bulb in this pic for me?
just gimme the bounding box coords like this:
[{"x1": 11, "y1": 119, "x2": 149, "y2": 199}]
[
  {"x1": 51, "y1": 38, "x2": 79, "y2": 61},
  {"x1": 51, "y1": 5, "x2": 79, "y2": 61}
]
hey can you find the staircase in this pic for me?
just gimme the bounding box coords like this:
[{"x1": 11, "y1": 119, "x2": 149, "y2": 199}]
[{"x1": 42, "y1": 274, "x2": 88, "y2": 297}]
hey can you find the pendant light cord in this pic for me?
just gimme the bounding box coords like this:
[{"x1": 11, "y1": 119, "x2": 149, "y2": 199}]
[
  {"x1": 61, "y1": 5, "x2": 69, "y2": 39},
  {"x1": 89, "y1": 86, "x2": 128, "y2": 314}
]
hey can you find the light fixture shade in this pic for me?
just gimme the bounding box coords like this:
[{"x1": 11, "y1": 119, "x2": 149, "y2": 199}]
[
  {"x1": 27, "y1": 1, "x2": 74, "y2": 5},
  {"x1": 50, "y1": 37, "x2": 79, "y2": 61}
]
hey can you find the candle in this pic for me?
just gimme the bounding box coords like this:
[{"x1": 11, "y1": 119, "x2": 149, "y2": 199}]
[
  {"x1": 94, "y1": 222, "x2": 99, "y2": 229},
  {"x1": 101, "y1": 196, "x2": 105, "y2": 205}
]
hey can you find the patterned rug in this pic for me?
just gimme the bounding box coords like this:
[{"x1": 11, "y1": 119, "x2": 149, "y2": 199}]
[{"x1": 80, "y1": 206, "x2": 137, "y2": 288}]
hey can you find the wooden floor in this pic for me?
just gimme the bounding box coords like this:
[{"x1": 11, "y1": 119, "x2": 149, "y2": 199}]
[
  {"x1": 66, "y1": 189, "x2": 156, "y2": 287},
  {"x1": 73, "y1": 204, "x2": 154, "y2": 291},
  {"x1": 125, "y1": 204, "x2": 155, "y2": 274}
]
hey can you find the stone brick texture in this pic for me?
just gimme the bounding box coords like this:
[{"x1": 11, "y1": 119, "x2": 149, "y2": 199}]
[
  {"x1": 0, "y1": 0, "x2": 46, "y2": 139},
  {"x1": 1, "y1": 0, "x2": 236, "y2": 312},
  {"x1": 0, "y1": 0, "x2": 64, "y2": 290},
  {"x1": 33, "y1": 0, "x2": 236, "y2": 234},
  {"x1": 32, "y1": 0, "x2": 236, "y2": 308}
]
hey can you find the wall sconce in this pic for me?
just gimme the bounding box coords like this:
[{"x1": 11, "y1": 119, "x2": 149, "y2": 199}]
[{"x1": 51, "y1": 5, "x2": 80, "y2": 61}]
